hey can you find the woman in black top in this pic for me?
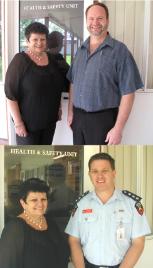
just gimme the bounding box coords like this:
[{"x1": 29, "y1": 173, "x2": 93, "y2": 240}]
[
  {"x1": 5, "y1": 22, "x2": 66, "y2": 145},
  {"x1": 0, "y1": 178, "x2": 69, "y2": 268}
]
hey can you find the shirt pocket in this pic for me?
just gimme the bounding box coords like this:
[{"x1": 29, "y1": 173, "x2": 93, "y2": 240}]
[
  {"x1": 98, "y1": 54, "x2": 116, "y2": 76},
  {"x1": 80, "y1": 213, "x2": 97, "y2": 223},
  {"x1": 79, "y1": 212, "x2": 98, "y2": 244}
]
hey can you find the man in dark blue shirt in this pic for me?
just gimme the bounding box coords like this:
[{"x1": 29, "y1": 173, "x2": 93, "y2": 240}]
[{"x1": 67, "y1": 2, "x2": 143, "y2": 145}]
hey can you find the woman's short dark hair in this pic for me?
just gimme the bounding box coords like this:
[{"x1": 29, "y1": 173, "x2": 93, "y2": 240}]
[
  {"x1": 25, "y1": 22, "x2": 49, "y2": 40},
  {"x1": 86, "y1": 3, "x2": 109, "y2": 19},
  {"x1": 18, "y1": 178, "x2": 50, "y2": 202},
  {"x1": 88, "y1": 153, "x2": 115, "y2": 170}
]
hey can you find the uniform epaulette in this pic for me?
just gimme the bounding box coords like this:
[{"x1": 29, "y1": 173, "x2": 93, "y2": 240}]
[
  {"x1": 122, "y1": 190, "x2": 142, "y2": 202},
  {"x1": 122, "y1": 190, "x2": 144, "y2": 216},
  {"x1": 71, "y1": 191, "x2": 90, "y2": 217}
]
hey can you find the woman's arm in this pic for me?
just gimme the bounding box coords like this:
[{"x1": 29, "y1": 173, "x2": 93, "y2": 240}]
[
  {"x1": 7, "y1": 98, "x2": 28, "y2": 137},
  {"x1": 0, "y1": 219, "x2": 24, "y2": 268},
  {"x1": 5, "y1": 53, "x2": 30, "y2": 137}
]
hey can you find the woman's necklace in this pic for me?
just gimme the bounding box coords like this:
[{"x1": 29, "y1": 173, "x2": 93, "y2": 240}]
[
  {"x1": 27, "y1": 50, "x2": 45, "y2": 62},
  {"x1": 24, "y1": 210, "x2": 44, "y2": 229}
]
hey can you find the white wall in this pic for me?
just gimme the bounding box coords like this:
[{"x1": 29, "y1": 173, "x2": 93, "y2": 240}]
[{"x1": 122, "y1": 92, "x2": 153, "y2": 144}]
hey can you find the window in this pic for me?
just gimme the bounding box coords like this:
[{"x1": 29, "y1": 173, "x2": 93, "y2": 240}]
[{"x1": 0, "y1": 0, "x2": 8, "y2": 141}]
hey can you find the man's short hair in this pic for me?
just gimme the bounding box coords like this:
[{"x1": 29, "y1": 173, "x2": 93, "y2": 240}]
[
  {"x1": 88, "y1": 153, "x2": 115, "y2": 170},
  {"x1": 85, "y1": 2, "x2": 109, "y2": 19}
]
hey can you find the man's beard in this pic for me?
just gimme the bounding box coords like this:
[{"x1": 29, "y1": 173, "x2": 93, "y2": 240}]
[{"x1": 87, "y1": 24, "x2": 108, "y2": 36}]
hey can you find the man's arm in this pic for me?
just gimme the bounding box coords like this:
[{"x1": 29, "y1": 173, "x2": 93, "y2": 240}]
[
  {"x1": 119, "y1": 236, "x2": 145, "y2": 268},
  {"x1": 105, "y1": 93, "x2": 135, "y2": 145},
  {"x1": 68, "y1": 235, "x2": 85, "y2": 268},
  {"x1": 67, "y1": 84, "x2": 73, "y2": 127}
]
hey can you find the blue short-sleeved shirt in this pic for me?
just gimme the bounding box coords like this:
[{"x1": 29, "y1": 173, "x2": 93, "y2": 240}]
[
  {"x1": 67, "y1": 35, "x2": 143, "y2": 112},
  {"x1": 65, "y1": 189, "x2": 151, "y2": 266}
]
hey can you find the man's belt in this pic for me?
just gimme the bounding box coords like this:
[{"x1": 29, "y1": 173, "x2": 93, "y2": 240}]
[
  {"x1": 84, "y1": 258, "x2": 120, "y2": 268},
  {"x1": 74, "y1": 106, "x2": 118, "y2": 114}
]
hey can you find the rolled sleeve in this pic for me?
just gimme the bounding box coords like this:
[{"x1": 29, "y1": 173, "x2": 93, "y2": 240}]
[
  {"x1": 131, "y1": 201, "x2": 151, "y2": 239},
  {"x1": 118, "y1": 50, "x2": 144, "y2": 95}
]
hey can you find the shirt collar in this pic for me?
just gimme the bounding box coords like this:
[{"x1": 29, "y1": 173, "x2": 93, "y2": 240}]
[
  {"x1": 81, "y1": 33, "x2": 114, "y2": 50},
  {"x1": 108, "y1": 189, "x2": 123, "y2": 203},
  {"x1": 90, "y1": 188, "x2": 123, "y2": 204}
]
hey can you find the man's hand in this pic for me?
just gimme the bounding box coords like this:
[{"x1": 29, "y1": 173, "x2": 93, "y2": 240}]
[
  {"x1": 105, "y1": 93, "x2": 135, "y2": 144},
  {"x1": 105, "y1": 126, "x2": 122, "y2": 145},
  {"x1": 68, "y1": 236, "x2": 85, "y2": 268},
  {"x1": 119, "y1": 236, "x2": 145, "y2": 268}
]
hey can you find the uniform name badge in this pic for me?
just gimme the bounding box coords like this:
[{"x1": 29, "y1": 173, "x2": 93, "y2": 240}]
[{"x1": 117, "y1": 225, "x2": 125, "y2": 240}]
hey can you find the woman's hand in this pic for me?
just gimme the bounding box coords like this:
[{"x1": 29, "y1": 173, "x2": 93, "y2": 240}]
[{"x1": 15, "y1": 122, "x2": 28, "y2": 137}]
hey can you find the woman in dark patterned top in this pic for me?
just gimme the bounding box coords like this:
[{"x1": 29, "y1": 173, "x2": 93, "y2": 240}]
[
  {"x1": 0, "y1": 178, "x2": 69, "y2": 268},
  {"x1": 5, "y1": 22, "x2": 66, "y2": 145}
]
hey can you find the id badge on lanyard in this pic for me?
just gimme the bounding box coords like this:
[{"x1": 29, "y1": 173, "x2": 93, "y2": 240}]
[{"x1": 117, "y1": 220, "x2": 125, "y2": 240}]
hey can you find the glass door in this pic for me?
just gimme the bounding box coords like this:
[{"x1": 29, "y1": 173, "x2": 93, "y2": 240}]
[
  {"x1": 4, "y1": 145, "x2": 83, "y2": 233},
  {"x1": 19, "y1": 0, "x2": 84, "y2": 63}
]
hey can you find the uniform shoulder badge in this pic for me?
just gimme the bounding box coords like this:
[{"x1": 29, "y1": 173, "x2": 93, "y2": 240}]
[
  {"x1": 71, "y1": 191, "x2": 90, "y2": 217},
  {"x1": 135, "y1": 201, "x2": 144, "y2": 216},
  {"x1": 122, "y1": 190, "x2": 144, "y2": 216}
]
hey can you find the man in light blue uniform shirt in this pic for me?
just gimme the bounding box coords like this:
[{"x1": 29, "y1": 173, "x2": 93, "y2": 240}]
[{"x1": 65, "y1": 153, "x2": 151, "y2": 268}]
